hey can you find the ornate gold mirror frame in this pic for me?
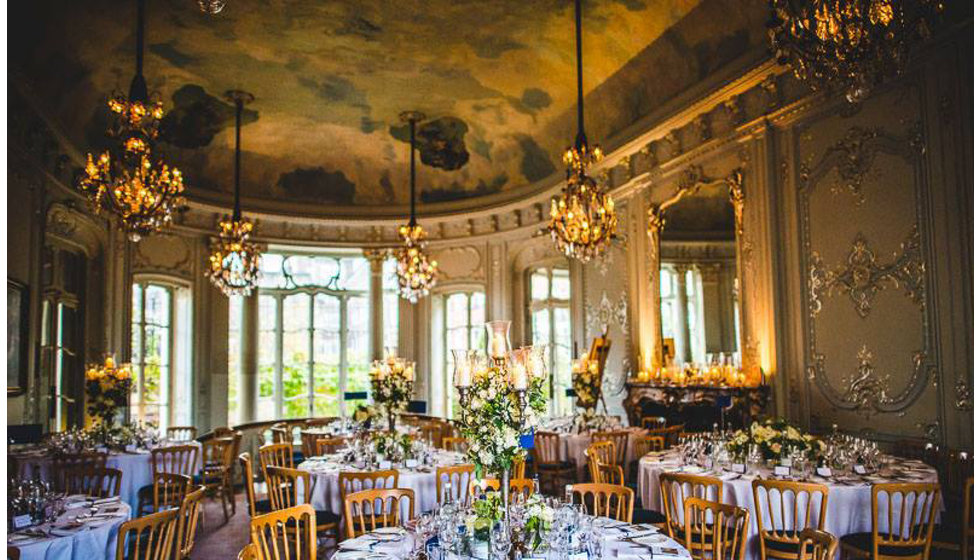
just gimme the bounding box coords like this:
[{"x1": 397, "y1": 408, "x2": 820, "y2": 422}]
[{"x1": 646, "y1": 165, "x2": 745, "y2": 370}]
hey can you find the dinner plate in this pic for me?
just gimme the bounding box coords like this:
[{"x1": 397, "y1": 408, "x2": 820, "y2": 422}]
[{"x1": 373, "y1": 527, "x2": 406, "y2": 535}]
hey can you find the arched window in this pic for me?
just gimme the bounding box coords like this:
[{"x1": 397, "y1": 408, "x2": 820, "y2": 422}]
[{"x1": 527, "y1": 267, "x2": 572, "y2": 416}]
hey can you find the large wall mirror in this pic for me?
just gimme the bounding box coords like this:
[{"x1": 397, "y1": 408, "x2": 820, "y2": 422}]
[{"x1": 649, "y1": 167, "x2": 745, "y2": 372}]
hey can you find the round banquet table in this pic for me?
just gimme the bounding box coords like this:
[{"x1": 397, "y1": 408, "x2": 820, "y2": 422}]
[
  {"x1": 11, "y1": 441, "x2": 202, "y2": 514},
  {"x1": 638, "y1": 450, "x2": 942, "y2": 560},
  {"x1": 557, "y1": 426, "x2": 648, "y2": 479},
  {"x1": 8, "y1": 499, "x2": 131, "y2": 560},
  {"x1": 298, "y1": 450, "x2": 468, "y2": 517},
  {"x1": 331, "y1": 516, "x2": 692, "y2": 560}
]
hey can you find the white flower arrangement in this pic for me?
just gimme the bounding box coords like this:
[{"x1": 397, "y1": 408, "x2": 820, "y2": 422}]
[{"x1": 727, "y1": 417, "x2": 825, "y2": 461}]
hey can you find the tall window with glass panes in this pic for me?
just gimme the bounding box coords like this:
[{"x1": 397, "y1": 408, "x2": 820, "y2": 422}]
[
  {"x1": 442, "y1": 291, "x2": 485, "y2": 418},
  {"x1": 528, "y1": 267, "x2": 573, "y2": 416}
]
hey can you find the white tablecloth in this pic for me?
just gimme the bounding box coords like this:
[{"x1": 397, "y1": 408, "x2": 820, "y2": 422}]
[
  {"x1": 638, "y1": 450, "x2": 941, "y2": 560},
  {"x1": 12, "y1": 442, "x2": 202, "y2": 513},
  {"x1": 298, "y1": 450, "x2": 467, "y2": 517},
  {"x1": 9, "y1": 500, "x2": 130, "y2": 560},
  {"x1": 334, "y1": 516, "x2": 692, "y2": 560}
]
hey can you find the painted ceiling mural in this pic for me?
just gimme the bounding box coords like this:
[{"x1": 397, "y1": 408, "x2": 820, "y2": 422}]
[{"x1": 11, "y1": 0, "x2": 766, "y2": 214}]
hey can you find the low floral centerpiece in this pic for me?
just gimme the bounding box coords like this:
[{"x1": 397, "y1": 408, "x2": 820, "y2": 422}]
[
  {"x1": 726, "y1": 417, "x2": 825, "y2": 462},
  {"x1": 372, "y1": 430, "x2": 412, "y2": 463},
  {"x1": 572, "y1": 352, "x2": 601, "y2": 412},
  {"x1": 85, "y1": 356, "x2": 133, "y2": 428},
  {"x1": 369, "y1": 349, "x2": 415, "y2": 431},
  {"x1": 470, "y1": 490, "x2": 554, "y2": 553}
]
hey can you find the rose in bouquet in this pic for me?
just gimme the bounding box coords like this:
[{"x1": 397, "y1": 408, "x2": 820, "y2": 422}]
[
  {"x1": 523, "y1": 493, "x2": 555, "y2": 550},
  {"x1": 727, "y1": 417, "x2": 825, "y2": 462},
  {"x1": 369, "y1": 356, "x2": 414, "y2": 430},
  {"x1": 372, "y1": 430, "x2": 412, "y2": 462},
  {"x1": 85, "y1": 356, "x2": 133, "y2": 427},
  {"x1": 572, "y1": 354, "x2": 600, "y2": 411},
  {"x1": 352, "y1": 403, "x2": 381, "y2": 427}
]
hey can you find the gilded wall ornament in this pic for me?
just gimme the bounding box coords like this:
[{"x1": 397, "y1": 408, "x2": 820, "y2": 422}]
[
  {"x1": 841, "y1": 345, "x2": 891, "y2": 417},
  {"x1": 825, "y1": 127, "x2": 881, "y2": 205},
  {"x1": 809, "y1": 227, "x2": 924, "y2": 318},
  {"x1": 586, "y1": 291, "x2": 629, "y2": 336},
  {"x1": 954, "y1": 377, "x2": 972, "y2": 411}
]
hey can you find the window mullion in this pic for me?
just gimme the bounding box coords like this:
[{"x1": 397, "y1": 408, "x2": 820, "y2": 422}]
[
  {"x1": 339, "y1": 296, "x2": 348, "y2": 417},
  {"x1": 274, "y1": 294, "x2": 284, "y2": 419},
  {"x1": 308, "y1": 294, "x2": 315, "y2": 417}
]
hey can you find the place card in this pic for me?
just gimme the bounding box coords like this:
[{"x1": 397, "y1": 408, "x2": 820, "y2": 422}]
[
  {"x1": 405, "y1": 459, "x2": 419, "y2": 468},
  {"x1": 779, "y1": 457, "x2": 793, "y2": 467},
  {"x1": 853, "y1": 465, "x2": 867, "y2": 475},
  {"x1": 12, "y1": 515, "x2": 32, "y2": 530},
  {"x1": 816, "y1": 467, "x2": 832, "y2": 478},
  {"x1": 730, "y1": 463, "x2": 746, "y2": 474},
  {"x1": 773, "y1": 465, "x2": 791, "y2": 476},
  {"x1": 379, "y1": 460, "x2": 392, "y2": 469}
]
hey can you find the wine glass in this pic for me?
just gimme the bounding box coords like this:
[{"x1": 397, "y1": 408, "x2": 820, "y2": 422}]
[{"x1": 491, "y1": 521, "x2": 512, "y2": 560}]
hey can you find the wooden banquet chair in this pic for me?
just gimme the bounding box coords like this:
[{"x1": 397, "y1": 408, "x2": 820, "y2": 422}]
[
  {"x1": 250, "y1": 504, "x2": 317, "y2": 560},
  {"x1": 641, "y1": 416, "x2": 667, "y2": 430},
  {"x1": 442, "y1": 436, "x2": 468, "y2": 453},
  {"x1": 64, "y1": 467, "x2": 122, "y2": 499},
  {"x1": 649, "y1": 424, "x2": 684, "y2": 448},
  {"x1": 152, "y1": 473, "x2": 192, "y2": 513},
  {"x1": 314, "y1": 437, "x2": 347, "y2": 456},
  {"x1": 200, "y1": 436, "x2": 236, "y2": 520},
  {"x1": 591, "y1": 430, "x2": 631, "y2": 474},
  {"x1": 469, "y1": 477, "x2": 536, "y2": 503},
  {"x1": 138, "y1": 444, "x2": 199, "y2": 515},
  {"x1": 684, "y1": 496, "x2": 750, "y2": 560},
  {"x1": 420, "y1": 422, "x2": 444, "y2": 448},
  {"x1": 436, "y1": 464, "x2": 476, "y2": 506},
  {"x1": 258, "y1": 442, "x2": 295, "y2": 479},
  {"x1": 343, "y1": 488, "x2": 415, "y2": 539},
  {"x1": 660, "y1": 472, "x2": 723, "y2": 540},
  {"x1": 532, "y1": 431, "x2": 576, "y2": 496},
  {"x1": 305, "y1": 417, "x2": 339, "y2": 427},
  {"x1": 797, "y1": 529, "x2": 838, "y2": 560},
  {"x1": 586, "y1": 441, "x2": 617, "y2": 483},
  {"x1": 931, "y1": 475, "x2": 974, "y2": 560},
  {"x1": 300, "y1": 430, "x2": 322, "y2": 458},
  {"x1": 166, "y1": 426, "x2": 198, "y2": 442},
  {"x1": 338, "y1": 469, "x2": 399, "y2": 504},
  {"x1": 265, "y1": 466, "x2": 341, "y2": 542},
  {"x1": 751, "y1": 479, "x2": 829, "y2": 560},
  {"x1": 840, "y1": 482, "x2": 941, "y2": 560},
  {"x1": 115, "y1": 508, "x2": 180, "y2": 560},
  {"x1": 236, "y1": 543, "x2": 258, "y2": 560},
  {"x1": 631, "y1": 435, "x2": 666, "y2": 485},
  {"x1": 175, "y1": 486, "x2": 205, "y2": 560},
  {"x1": 569, "y1": 483, "x2": 634, "y2": 523},
  {"x1": 52, "y1": 451, "x2": 109, "y2": 492},
  {"x1": 238, "y1": 452, "x2": 272, "y2": 518}
]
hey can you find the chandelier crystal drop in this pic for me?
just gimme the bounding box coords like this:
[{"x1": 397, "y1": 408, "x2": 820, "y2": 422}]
[
  {"x1": 198, "y1": 0, "x2": 226, "y2": 14},
  {"x1": 548, "y1": 0, "x2": 618, "y2": 262},
  {"x1": 78, "y1": 0, "x2": 185, "y2": 242},
  {"x1": 395, "y1": 111, "x2": 438, "y2": 303},
  {"x1": 767, "y1": 0, "x2": 943, "y2": 103},
  {"x1": 207, "y1": 91, "x2": 262, "y2": 297}
]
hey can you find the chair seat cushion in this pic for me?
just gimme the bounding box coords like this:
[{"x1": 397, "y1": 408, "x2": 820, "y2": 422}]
[
  {"x1": 763, "y1": 533, "x2": 809, "y2": 554},
  {"x1": 632, "y1": 507, "x2": 666, "y2": 525},
  {"x1": 253, "y1": 499, "x2": 272, "y2": 514},
  {"x1": 315, "y1": 509, "x2": 341, "y2": 526},
  {"x1": 841, "y1": 533, "x2": 926, "y2": 557},
  {"x1": 137, "y1": 484, "x2": 153, "y2": 498}
]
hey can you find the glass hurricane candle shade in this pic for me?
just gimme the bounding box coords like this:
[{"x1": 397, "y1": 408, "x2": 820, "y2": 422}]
[{"x1": 486, "y1": 320, "x2": 512, "y2": 360}]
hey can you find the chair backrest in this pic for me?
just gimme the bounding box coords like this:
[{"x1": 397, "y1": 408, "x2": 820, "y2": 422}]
[
  {"x1": 660, "y1": 472, "x2": 723, "y2": 539},
  {"x1": 420, "y1": 422, "x2": 444, "y2": 447},
  {"x1": 314, "y1": 437, "x2": 347, "y2": 456},
  {"x1": 167, "y1": 426, "x2": 198, "y2": 442},
  {"x1": 212, "y1": 427, "x2": 234, "y2": 439},
  {"x1": 511, "y1": 454, "x2": 527, "y2": 480},
  {"x1": 52, "y1": 452, "x2": 109, "y2": 491},
  {"x1": 684, "y1": 496, "x2": 749, "y2": 560},
  {"x1": 115, "y1": 508, "x2": 180, "y2": 560},
  {"x1": 641, "y1": 416, "x2": 667, "y2": 430},
  {"x1": 202, "y1": 437, "x2": 235, "y2": 473},
  {"x1": 870, "y1": 483, "x2": 941, "y2": 556},
  {"x1": 591, "y1": 431, "x2": 630, "y2": 469},
  {"x1": 150, "y1": 445, "x2": 199, "y2": 478},
  {"x1": 238, "y1": 452, "x2": 260, "y2": 518},
  {"x1": 343, "y1": 488, "x2": 415, "y2": 539},
  {"x1": 635, "y1": 435, "x2": 666, "y2": 458},
  {"x1": 258, "y1": 443, "x2": 294, "y2": 479},
  {"x1": 176, "y1": 486, "x2": 205, "y2": 559},
  {"x1": 470, "y1": 478, "x2": 536, "y2": 503},
  {"x1": 338, "y1": 469, "x2": 399, "y2": 504},
  {"x1": 649, "y1": 424, "x2": 684, "y2": 448},
  {"x1": 442, "y1": 437, "x2": 468, "y2": 453},
  {"x1": 569, "y1": 483, "x2": 634, "y2": 523},
  {"x1": 270, "y1": 424, "x2": 290, "y2": 444},
  {"x1": 586, "y1": 441, "x2": 617, "y2": 483},
  {"x1": 236, "y1": 544, "x2": 257, "y2": 560},
  {"x1": 532, "y1": 431, "x2": 564, "y2": 465},
  {"x1": 305, "y1": 417, "x2": 338, "y2": 427},
  {"x1": 436, "y1": 464, "x2": 476, "y2": 506},
  {"x1": 299, "y1": 431, "x2": 321, "y2": 458},
  {"x1": 64, "y1": 467, "x2": 122, "y2": 498},
  {"x1": 153, "y1": 473, "x2": 192, "y2": 512},
  {"x1": 266, "y1": 466, "x2": 312, "y2": 511},
  {"x1": 595, "y1": 463, "x2": 625, "y2": 485},
  {"x1": 752, "y1": 479, "x2": 829, "y2": 558},
  {"x1": 797, "y1": 528, "x2": 838, "y2": 560},
  {"x1": 250, "y1": 504, "x2": 316, "y2": 560}
]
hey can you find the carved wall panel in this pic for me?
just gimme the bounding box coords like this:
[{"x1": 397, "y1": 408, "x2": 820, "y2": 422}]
[
  {"x1": 792, "y1": 83, "x2": 942, "y2": 441},
  {"x1": 132, "y1": 234, "x2": 195, "y2": 278}
]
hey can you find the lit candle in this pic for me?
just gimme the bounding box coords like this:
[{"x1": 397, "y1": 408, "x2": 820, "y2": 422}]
[
  {"x1": 405, "y1": 364, "x2": 415, "y2": 381},
  {"x1": 511, "y1": 363, "x2": 528, "y2": 390},
  {"x1": 456, "y1": 362, "x2": 472, "y2": 388},
  {"x1": 105, "y1": 356, "x2": 115, "y2": 369},
  {"x1": 491, "y1": 333, "x2": 507, "y2": 359},
  {"x1": 637, "y1": 369, "x2": 650, "y2": 383}
]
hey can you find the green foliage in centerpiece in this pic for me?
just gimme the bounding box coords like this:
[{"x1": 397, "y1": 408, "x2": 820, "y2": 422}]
[
  {"x1": 372, "y1": 430, "x2": 412, "y2": 460},
  {"x1": 727, "y1": 417, "x2": 825, "y2": 461},
  {"x1": 456, "y1": 364, "x2": 547, "y2": 477},
  {"x1": 369, "y1": 356, "x2": 414, "y2": 429},
  {"x1": 84, "y1": 357, "x2": 133, "y2": 427},
  {"x1": 470, "y1": 491, "x2": 554, "y2": 551}
]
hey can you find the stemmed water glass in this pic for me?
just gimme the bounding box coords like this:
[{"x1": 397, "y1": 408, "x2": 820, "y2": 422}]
[{"x1": 491, "y1": 521, "x2": 512, "y2": 560}]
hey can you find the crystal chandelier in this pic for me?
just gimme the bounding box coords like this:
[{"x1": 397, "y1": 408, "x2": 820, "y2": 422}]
[
  {"x1": 78, "y1": 0, "x2": 185, "y2": 242},
  {"x1": 394, "y1": 111, "x2": 438, "y2": 303},
  {"x1": 548, "y1": 0, "x2": 618, "y2": 263},
  {"x1": 207, "y1": 91, "x2": 262, "y2": 297},
  {"x1": 198, "y1": 0, "x2": 226, "y2": 14},
  {"x1": 768, "y1": 0, "x2": 943, "y2": 103}
]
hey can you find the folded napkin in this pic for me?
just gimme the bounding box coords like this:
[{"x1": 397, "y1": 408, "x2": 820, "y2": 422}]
[
  {"x1": 339, "y1": 537, "x2": 377, "y2": 552},
  {"x1": 50, "y1": 524, "x2": 86, "y2": 536}
]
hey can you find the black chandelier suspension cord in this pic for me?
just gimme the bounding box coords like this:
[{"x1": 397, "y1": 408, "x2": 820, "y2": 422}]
[
  {"x1": 232, "y1": 96, "x2": 243, "y2": 222},
  {"x1": 129, "y1": 0, "x2": 149, "y2": 102},
  {"x1": 574, "y1": 0, "x2": 587, "y2": 151},
  {"x1": 409, "y1": 117, "x2": 418, "y2": 228}
]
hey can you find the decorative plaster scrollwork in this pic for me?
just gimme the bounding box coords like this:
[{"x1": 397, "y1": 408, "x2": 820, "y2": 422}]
[
  {"x1": 954, "y1": 377, "x2": 972, "y2": 411},
  {"x1": 727, "y1": 168, "x2": 745, "y2": 238},
  {"x1": 809, "y1": 227, "x2": 924, "y2": 318},
  {"x1": 825, "y1": 127, "x2": 881, "y2": 205},
  {"x1": 841, "y1": 345, "x2": 891, "y2": 417},
  {"x1": 586, "y1": 291, "x2": 629, "y2": 337}
]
